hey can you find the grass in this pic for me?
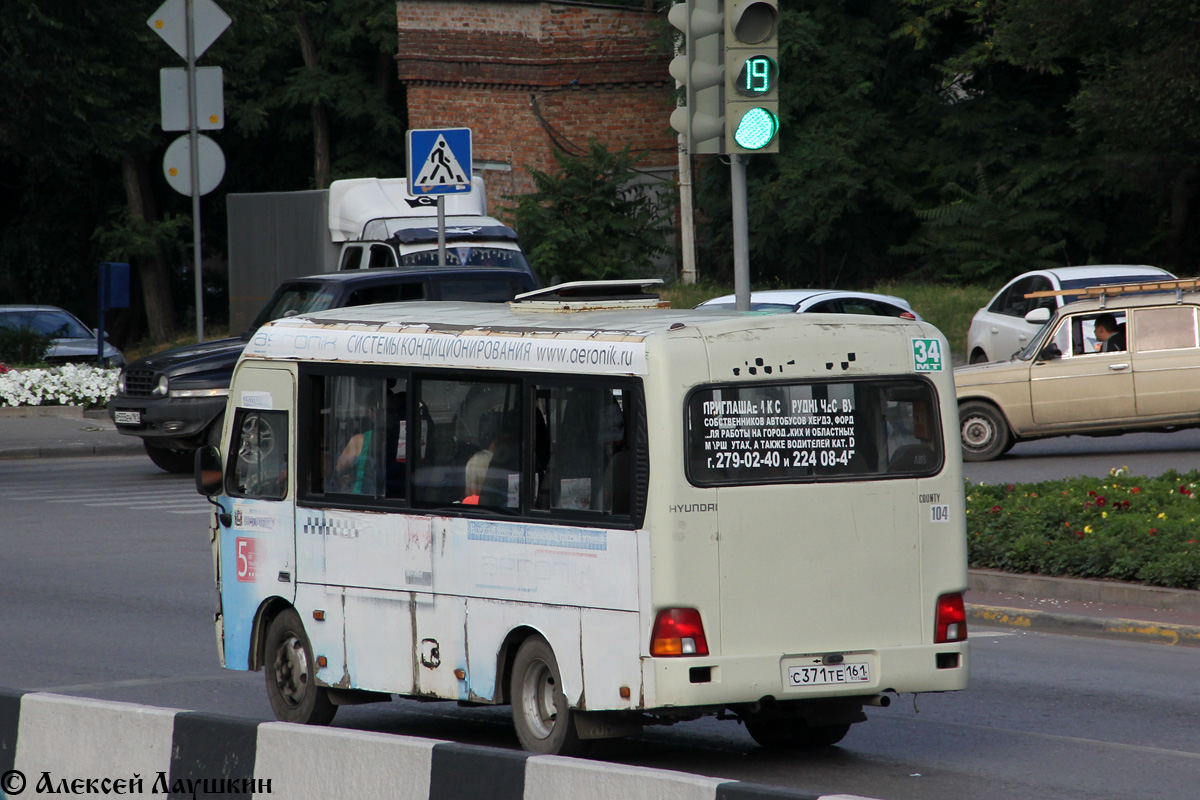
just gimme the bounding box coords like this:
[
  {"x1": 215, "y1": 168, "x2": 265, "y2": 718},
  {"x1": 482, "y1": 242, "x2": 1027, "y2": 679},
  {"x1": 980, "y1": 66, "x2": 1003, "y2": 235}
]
[
  {"x1": 662, "y1": 281, "x2": 994, "y2": 363},
  {"x1": 871, "y1": 282, "x2": 994, "y2": 364}
]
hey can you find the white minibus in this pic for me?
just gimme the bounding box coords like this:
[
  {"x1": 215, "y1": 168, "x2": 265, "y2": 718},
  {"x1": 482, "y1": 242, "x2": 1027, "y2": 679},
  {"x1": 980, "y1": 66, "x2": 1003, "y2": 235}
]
[{"x1": 196, "y1": 281, "x2": 969, "y2": 755}]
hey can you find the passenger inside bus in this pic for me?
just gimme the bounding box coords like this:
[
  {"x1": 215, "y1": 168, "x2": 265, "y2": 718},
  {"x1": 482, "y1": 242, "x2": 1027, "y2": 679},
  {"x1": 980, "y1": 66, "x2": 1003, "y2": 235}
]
[
  {"x1": 461, "y1": 449, "x2": 493, "y2": 505},
  {"x1": 335, "y1": 390, "x2": 382, "y2": 493}
]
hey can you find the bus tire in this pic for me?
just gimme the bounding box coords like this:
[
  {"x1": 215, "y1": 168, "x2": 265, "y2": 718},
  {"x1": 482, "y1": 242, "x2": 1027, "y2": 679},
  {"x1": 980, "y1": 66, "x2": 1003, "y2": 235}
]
[
  {"x1": 745, "y1": 718, "x2": 851, "y2": 749},
  {"x1": 510, "y1": 635, "x2": 587, "y2": 756},
  {"x1": 959, "y1": 401, "x2": 1010, "y2": 462},
  {"x1": 263, "y1": 608, "x2": 337, "y2": 726}
]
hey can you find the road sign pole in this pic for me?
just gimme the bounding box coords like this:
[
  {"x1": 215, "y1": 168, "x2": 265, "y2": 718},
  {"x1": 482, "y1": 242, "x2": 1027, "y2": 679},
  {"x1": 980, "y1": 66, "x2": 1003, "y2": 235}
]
[
  {"x1": 186, "y1": 0, "x2": 205, "y2": 343},
  {"x1": 437, "y1": 197, "x2": 446, "y2": 268}
]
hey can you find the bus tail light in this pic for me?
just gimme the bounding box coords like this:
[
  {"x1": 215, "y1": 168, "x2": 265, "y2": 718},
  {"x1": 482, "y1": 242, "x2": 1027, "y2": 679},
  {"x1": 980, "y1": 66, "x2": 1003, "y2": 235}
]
[
  {"x1": 935, "y1": 592, "x2": 967, "y2": 643},
  {"x1": 651, "y1": 608, "x2": 709, "y2": 656}
]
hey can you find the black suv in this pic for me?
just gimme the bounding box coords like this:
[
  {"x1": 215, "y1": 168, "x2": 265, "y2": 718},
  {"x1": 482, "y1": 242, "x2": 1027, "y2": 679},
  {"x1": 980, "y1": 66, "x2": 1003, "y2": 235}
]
[{"x1": 109, "y1": 267, "x2": 538, "y2": 472}]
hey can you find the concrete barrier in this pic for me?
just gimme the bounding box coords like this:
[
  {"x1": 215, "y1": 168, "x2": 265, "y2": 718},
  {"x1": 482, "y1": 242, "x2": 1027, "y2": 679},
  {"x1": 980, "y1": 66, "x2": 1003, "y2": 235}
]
[{"x1": 0, "y1": 689, "x2": 879, "y2": 800}]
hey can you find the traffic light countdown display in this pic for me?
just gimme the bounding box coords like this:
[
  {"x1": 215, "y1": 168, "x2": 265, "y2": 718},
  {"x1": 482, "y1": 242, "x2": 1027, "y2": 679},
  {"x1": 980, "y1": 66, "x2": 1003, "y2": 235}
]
[
  {"x1": 669, "y1": 0, "x2": 780, "y2": 155},
  {"x1": 725, "y1": 0, "x2": 779, "y2": 153}
]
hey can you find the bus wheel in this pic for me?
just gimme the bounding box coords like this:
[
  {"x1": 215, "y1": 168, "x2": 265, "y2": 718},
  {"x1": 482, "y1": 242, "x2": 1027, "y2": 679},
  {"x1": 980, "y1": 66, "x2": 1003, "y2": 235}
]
[
  {"x1": 959, "y1": 401, "x2": 1010, "y2": 462},
  {"x1": 510, "y1": 636, "x2": 587, "y2": 756},
  {"x1": 745, "y1": 718, "x2": 851, "y2": 748},
  {"x1": 263, "y1": 608, "x2": 337, "y2": 725}
]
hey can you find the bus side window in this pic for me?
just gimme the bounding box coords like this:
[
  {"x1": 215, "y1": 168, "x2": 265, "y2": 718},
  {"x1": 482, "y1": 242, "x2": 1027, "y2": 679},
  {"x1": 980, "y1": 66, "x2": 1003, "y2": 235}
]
[
  {"x1": 535, "y1": 385, "x2": 629, "y2": 515},
  {"x1": 229, "y1": 408, "x2": 289, "y2": 500},
  {"x1": 413, "y1": 378, "x2": 522, "y2": 509},
  {"x1": 318, "y1": 375, "x2": 392, "y2": 497}
]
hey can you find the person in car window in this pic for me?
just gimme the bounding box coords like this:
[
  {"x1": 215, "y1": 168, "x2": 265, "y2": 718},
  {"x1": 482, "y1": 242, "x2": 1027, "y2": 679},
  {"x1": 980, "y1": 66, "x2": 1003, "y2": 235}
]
[{"x1": 1094, "y1": 314, "x2": 1126, "y2": 352}]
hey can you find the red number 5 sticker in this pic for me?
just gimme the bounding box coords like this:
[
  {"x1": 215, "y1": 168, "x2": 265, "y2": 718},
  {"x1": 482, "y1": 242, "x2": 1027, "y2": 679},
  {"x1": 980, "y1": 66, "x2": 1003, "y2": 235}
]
[{"x1": 236, "y1": 537, "x2": 259, "y2": 582}]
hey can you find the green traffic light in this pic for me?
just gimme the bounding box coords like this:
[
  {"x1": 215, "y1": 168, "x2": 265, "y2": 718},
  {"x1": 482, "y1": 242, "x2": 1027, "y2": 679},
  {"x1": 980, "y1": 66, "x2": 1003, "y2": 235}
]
[{"x1": 733, "y1": 107, "x2": 779, "y2": 150}]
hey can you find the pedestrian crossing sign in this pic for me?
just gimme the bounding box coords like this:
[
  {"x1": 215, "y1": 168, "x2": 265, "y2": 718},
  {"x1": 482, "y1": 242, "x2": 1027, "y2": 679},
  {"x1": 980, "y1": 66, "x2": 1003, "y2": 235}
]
[{"x1": 407, "y1": 127, "x2": 472, "y2": 195}]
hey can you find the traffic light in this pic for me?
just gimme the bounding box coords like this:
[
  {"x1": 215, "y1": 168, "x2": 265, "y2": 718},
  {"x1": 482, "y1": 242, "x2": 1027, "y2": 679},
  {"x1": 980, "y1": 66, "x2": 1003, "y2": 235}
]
[
  {"x1": 724, "y1": 0, "x2": 780, "y2": 153},
  {"x1": 668, "y1": 1, "x2": 725, "y2": 154}
]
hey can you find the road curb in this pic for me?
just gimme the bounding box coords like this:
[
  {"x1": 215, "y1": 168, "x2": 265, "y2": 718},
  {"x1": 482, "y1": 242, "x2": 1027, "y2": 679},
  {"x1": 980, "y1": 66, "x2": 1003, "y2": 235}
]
[
  {"x1": 0, "y1": 442, "x2": 142, "y2": 460},
  {"x1": 968, "y1": 568, "x2": 1200, "y2": 613},
  {"x1": 966, "y1": 602, "x2": 1200, "y2": 647},
  {"x1": 0, "y1": 404, "x2": 86, "y2": 418},
  {"x1": 0, "y1": 689, "x2": 880, "y2": 800}
]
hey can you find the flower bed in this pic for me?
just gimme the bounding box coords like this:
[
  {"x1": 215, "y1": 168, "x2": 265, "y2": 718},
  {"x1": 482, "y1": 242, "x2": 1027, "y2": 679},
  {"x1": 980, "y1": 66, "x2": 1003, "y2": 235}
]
[
  {"x1": 0, "y1": 363, "x2": 119, "y2": 408},
  {"x1": 967, "y1": 468, "x2": 1200, "y2": 590}
]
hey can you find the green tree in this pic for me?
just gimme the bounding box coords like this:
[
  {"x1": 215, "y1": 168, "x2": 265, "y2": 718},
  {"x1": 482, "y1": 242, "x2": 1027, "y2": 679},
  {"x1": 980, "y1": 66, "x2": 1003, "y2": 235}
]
[
  {"x1": 0, "y1": 0, "x2": 181, "y2": 341},
  {"x1": 510, "y1": 140, "x2": 673, "y2": 283},
  {"x1": 693, "y1": 1, "x2": 944, "y2": 288},
  {"x1": 0, "y1": 0, "x2": 409, "y2": 347},
  {"x1": 890, "y1": 164, "x2": 1068, "y2": 282},
  {"x1": 213, "y1": 0, "x2": 408, "y2": 190},
  {"x1": 897, "y1": 0, "x2": 1200, "y2": 273}
]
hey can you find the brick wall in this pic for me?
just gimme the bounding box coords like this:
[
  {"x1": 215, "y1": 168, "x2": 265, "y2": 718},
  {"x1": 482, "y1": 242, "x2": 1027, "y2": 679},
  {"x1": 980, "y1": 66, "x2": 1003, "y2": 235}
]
[{"x1": 396, "y1": 1, "x2": 678, "y2": 209}]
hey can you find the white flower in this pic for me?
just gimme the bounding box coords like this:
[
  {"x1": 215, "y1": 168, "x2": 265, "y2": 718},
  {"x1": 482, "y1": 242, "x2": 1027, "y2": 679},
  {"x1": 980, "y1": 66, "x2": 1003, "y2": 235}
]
[{"x1": 0, "y1": 365, "x2": 118, "y2": 408}]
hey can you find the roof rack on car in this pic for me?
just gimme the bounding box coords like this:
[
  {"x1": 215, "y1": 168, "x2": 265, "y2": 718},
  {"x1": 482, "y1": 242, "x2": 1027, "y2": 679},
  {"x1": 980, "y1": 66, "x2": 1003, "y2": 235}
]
[
  {"x1": 512, "y1": 279, "x2": 670, "y2": 312},
  {"x1": 1026, "y1": 277, "x2": 1200, "y2": 308}
]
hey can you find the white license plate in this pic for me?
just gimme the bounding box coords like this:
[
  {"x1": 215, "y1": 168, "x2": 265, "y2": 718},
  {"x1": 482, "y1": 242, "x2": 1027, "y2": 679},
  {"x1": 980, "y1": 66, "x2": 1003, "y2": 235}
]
[
  {"x1": 787, "y1": 662, "x2": 871, "y2": 687},
  {"x1": 114, "y1": 411, "x2": 141, "y2": 425}
]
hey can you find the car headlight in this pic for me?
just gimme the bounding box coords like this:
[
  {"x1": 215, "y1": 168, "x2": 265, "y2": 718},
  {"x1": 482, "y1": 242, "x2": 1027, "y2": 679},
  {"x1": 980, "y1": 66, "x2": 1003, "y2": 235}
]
[
  {"x1": 117, "y1": 369, "x2": 127, "y2": 393},
  {"x1": 152, "y1": 375, "x2": 169, "y2": 396},
  {"x1": 168, "y1": 387, "x2": 230, "y2": 399}
]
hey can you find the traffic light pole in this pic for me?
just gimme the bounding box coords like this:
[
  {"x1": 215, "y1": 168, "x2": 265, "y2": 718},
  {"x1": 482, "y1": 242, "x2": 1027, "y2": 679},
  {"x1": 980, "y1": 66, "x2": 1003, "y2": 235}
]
[{"x1": 731, "y1": 154, "x2": 750, "y2": 311}]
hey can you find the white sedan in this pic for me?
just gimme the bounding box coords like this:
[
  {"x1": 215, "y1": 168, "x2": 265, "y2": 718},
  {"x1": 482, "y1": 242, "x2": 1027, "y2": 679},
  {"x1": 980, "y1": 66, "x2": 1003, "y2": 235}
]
[
  {"x1": 696, "y1": 289, "x2": 920, "y2": 319},
  {"x1": 965, "y1": 265, "x2": 1174, "y2": 363}
]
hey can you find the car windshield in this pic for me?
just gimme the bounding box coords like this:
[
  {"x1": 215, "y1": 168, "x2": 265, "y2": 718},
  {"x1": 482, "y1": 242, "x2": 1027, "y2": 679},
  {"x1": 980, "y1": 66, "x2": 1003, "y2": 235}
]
[
  {"x1": 400, "y1": 247, "x2": 531, "y2": 272},
  {"x1": 1015, "y1": 316, "x2": 1057, "y2": 360},
  {"x1": 250, "y1": 283, "x2": 341, "y2": 330},
  {"x1": 0, "y1": 309, "x2": 92, "y2": 339}
]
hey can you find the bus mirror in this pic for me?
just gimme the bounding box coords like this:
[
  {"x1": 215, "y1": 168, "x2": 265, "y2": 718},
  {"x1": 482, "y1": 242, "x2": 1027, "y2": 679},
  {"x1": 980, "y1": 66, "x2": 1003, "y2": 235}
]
[{"x1": 195, "y1": 446, "x2": 223, "y2": 496}]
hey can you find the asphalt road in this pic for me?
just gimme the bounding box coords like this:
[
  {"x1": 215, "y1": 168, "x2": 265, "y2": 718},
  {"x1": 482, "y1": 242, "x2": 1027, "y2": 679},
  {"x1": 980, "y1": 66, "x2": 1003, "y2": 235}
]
[
  {"x1": 963, "y1": 427, "x2": 1200, "y2": 484},
  {"x1": 3, "y1": 455, "x2": 1199, "y2": 800}
]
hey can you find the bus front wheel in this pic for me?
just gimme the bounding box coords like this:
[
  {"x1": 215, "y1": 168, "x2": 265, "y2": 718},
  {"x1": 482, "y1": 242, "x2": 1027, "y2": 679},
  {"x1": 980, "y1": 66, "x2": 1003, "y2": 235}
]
[
  {"x1": 263, "y1": 608, "x2": 337, "y2": 725},
  {"x1": 510, "y1": 635, "x2": 587, "y2": 756}
]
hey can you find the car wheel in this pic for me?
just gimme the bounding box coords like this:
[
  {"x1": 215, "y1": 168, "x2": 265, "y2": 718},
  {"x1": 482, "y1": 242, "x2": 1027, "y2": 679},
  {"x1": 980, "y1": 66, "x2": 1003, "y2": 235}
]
[
  {"x1": 968, "y1": 350, "x2": 989, "y2": 364},
  {"x1": 263, "y1": 608, "x2": 337, "y2": 725},
  {"x1": 510, "y1": 635, "x2": 588, "y2": 756},
  {"x1": 959, "y1": 401, "x2": 1010, "y2": 462},
  {"x1": 143, "y1": 442, "x2": 195, "y2": 474}
]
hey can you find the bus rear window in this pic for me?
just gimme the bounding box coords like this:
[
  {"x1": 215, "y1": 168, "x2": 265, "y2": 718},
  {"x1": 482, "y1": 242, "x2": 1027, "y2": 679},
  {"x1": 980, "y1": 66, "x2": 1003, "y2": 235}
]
[{"x1": 686, "y1": 379, "x2": 942, "y2": 485}]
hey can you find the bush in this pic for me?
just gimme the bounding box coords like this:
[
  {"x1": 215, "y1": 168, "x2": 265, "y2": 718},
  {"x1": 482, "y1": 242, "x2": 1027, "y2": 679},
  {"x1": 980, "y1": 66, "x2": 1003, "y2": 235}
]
[
  {"x1": 0, "y1": 326, "x2": 52, "y2": 365},
  {"x1": 966, "y1": 469, "x2": 1200, "y2": 590}
]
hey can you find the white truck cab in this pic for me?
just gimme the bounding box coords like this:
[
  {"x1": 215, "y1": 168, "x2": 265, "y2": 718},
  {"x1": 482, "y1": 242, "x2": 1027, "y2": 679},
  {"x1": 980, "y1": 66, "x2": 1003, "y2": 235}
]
[{"x1": 329, "y1": 177, "x2": 532, "y2": 275}]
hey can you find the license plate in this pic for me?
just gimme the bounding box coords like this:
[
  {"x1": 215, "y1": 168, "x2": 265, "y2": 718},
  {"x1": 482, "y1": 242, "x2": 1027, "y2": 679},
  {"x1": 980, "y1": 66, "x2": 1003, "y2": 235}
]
[
  {"x1": 787, "y1": 662, "x2": 871, "y2": 687},
  {"x1": 114, "y1": 410, "x2": 141, "y2": 425}
]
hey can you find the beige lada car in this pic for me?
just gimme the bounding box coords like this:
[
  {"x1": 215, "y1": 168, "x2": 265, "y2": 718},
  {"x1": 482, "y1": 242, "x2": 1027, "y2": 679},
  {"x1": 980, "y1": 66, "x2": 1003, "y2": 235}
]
[{"x1": 954, "y1": 282, "x2": 1200, "y2": 461}]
